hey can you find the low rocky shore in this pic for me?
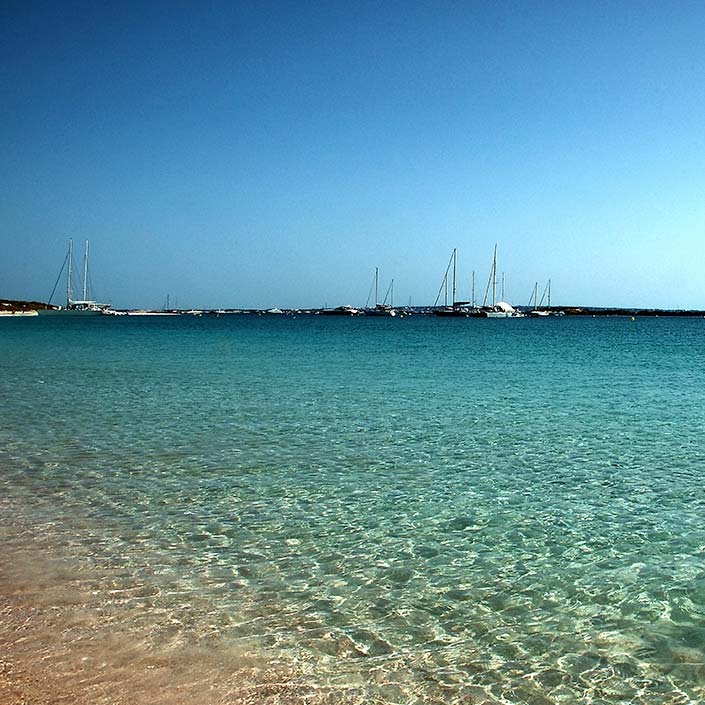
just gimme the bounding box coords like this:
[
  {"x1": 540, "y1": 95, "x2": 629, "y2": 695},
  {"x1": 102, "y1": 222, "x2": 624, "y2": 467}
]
[{"x1": 0, "y1": 299, "x2": 55, "y2": 313}]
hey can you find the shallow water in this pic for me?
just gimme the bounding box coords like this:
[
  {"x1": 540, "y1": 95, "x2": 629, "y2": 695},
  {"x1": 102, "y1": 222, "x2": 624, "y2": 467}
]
[{"x1": 2, "y1": 314, "x2": 705, "y2": 703}]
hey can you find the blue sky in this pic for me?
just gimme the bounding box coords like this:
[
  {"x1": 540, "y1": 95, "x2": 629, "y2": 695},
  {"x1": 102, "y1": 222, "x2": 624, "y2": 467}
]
[{"x1": 2, "y1": 1, "x2": 705, "y2": 309}]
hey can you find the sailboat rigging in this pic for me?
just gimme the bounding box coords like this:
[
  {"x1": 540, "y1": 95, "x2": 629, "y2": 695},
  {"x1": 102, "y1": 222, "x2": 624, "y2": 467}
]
[
  {"x1": 433, "y1": 249, "x2": 476, "y2": 317},
  {"x1": 365, "y1": 267, "x2": 397, "y2": 316},
  {"x1": 528, "y1": 280, "x2": 550, "y2": 317},
  {"x1": 478, "y1": 245, "x2": 523, "y2": 318},
  {"x1": 46, "y1": 239, "x2": 108, "y2": 314}
]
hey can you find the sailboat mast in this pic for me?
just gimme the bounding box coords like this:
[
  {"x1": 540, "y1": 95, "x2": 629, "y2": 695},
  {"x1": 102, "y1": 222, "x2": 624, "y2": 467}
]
[
  {"x1": 492, "y1": 244, "x2": 497, "y2": 306},
  {"x1": 534, "y1": 282, "x2": 538, "y2": 308},
  {"x1": 375, "y1": 267, "x2": 379, "y2": 306},
  {"x1": 435, "y1": 249, "x2": 455, "y2": 308},
  {"x1": 471, "y1": 270, "x2": 475, "y2": 307},
  {"x1": 66, "y1": 239, "x2": 73, "y2": 308},
  {"x1": 452, "y1": 248, "x2": 457, "y2": 306},
  {"x1": 82, "y1": 240, "x2": 89, "y2": 301},
  {"x1": 548, "y1": 279, "x2": 551, "y2": 308},
  {"x1": 391, "y1": 279, "x2": 394, "y2": 308}
]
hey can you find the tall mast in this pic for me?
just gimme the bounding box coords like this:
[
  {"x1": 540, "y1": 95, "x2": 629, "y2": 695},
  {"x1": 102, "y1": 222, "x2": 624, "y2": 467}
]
[
  {"x1": 375, "y1": 267, "x2": 379, "y2": 306},
  {"x1": 391, "y1": 279, "x2": 394, "y2": 308},
  {"x1": 471, "y1": 270, "x2": 475, "y2": 307},
  {"x1": 66, "y1": 239, "x2": 73, "y2": 308},
  {"x1": 82, "y1": 240, "x2": 89, "y2": 301},
  {"x1": 452, "y1": 248, "x2": 457, "y2": 306},
  {"x1": 548, "y1": 279, "x2": 551, "y2": 308},
  {"x1": 435, "y1": 250, "x2": 455, "y2": 308},
  {"x1": 492, "y1": 244, "x2": 497, "y2": 306},
  {"x1": 534, "y1": 282, "x2": 538, "y2": 308}
]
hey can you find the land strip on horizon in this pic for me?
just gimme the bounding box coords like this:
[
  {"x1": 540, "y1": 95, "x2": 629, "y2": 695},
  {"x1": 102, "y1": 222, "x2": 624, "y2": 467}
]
[{"x1": 3, "y1": 298, "x2": 705, "y2": 317}]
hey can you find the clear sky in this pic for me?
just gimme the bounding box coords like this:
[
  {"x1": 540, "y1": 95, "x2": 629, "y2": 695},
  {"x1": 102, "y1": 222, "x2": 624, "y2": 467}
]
[{"x1": 2, "y1": 1, "x2": 705, "y2": 309}]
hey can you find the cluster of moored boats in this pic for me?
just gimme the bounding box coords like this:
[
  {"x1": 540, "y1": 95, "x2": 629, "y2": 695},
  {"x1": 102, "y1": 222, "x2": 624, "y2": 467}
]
[
  {"x1": 43, "y1": 240, "x2": 564, "y2": 318},
  {"x1": 316, "y1": 302, "x2": 562, "y2": 318},
  {"x1": 318, "y1": 248, "x2": 564, "y2": 318},
  {"x1": 416, "y1": 245, "x2": 561, "y2": 318}
]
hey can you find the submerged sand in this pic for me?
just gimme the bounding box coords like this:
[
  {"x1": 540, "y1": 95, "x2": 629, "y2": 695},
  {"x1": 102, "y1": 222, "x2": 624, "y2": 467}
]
[{"x1": 0, "y1": 548, "x2": 377, "y2": 705}]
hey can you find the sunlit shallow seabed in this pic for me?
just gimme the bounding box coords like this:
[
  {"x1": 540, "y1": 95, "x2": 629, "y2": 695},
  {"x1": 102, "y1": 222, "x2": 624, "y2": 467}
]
[{"x1": 2, "y1": 314, "x2": 705, "y2": 704}]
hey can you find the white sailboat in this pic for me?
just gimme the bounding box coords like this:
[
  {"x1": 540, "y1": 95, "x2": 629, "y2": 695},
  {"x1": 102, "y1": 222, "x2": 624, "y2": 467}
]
[
  {"x1": 480, "y1": 245, "x2": 523, "y2": 318},
  {"x1": 44, "y1": 240, "x2": 109, "y2": 314},
  {"x1": 528, "y1": 280, "x2": 550, "y2": 317},
  {"x1": 365, "y1": 267, "x2": 397, "y2": 316}
]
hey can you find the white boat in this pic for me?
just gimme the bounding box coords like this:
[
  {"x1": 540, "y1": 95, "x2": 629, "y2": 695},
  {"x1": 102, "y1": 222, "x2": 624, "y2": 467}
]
[
  {"x1": 484, "y1": 301, "x2": 524, "y2": 318},
  {"x1": 43, "y1": 239, "x2": 109, "y2": 314},
  {"x1": 320, "y1": 305, "x2": 362, "y2": 316},
  {"x1": 528, "y1": 280, "x2": 550, "y2": 316},
  {"x1": 477, "y1": 245, "x2": 523, "y2": 317}
]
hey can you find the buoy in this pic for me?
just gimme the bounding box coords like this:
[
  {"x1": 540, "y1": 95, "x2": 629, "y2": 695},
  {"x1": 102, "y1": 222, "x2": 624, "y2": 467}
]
[{"x1": 630, "y1": 316, "x2": 635, "y2": 321}]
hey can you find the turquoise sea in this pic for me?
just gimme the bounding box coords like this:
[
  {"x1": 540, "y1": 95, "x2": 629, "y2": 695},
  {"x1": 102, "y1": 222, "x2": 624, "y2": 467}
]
[{"x1": 2, "y1": 314, "x2": 705, "y2": 704}]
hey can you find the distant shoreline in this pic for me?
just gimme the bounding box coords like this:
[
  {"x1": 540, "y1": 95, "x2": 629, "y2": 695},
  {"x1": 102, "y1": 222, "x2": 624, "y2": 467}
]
[
  {"x1": 0, "y1": 298, "x2": 55, "y2": 312},
  {"x1": 3, "y1": 298, "x2": 705, "y2": 317}
]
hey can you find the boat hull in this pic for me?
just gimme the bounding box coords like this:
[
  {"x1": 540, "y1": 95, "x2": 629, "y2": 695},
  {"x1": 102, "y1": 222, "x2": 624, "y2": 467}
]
[
  {"x1": 365, "y1": 309, "x2": 397, "y2": 317},
  {"x1": 320, "y1": 307, "x2": 362, "y2": 316}
]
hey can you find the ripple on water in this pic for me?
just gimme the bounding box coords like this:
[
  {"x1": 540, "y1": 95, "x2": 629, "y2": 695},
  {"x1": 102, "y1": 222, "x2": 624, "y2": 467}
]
[{"x1": 2, "y1": 315, "x2": 705, "y2": 703}]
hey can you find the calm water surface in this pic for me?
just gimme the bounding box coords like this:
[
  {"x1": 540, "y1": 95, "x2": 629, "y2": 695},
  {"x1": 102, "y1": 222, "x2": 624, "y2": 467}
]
[{"x1": 2, "y1": 314, "x2": 705, "y2": 703}]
